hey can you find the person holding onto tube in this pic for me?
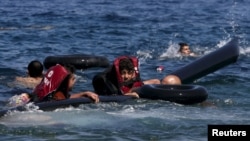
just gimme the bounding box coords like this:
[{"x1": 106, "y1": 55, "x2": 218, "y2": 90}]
[{"x1": 92, "y1": 56, "x2": 181, "y2": 98}]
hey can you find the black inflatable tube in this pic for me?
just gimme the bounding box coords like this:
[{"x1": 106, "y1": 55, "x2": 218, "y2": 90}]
[
  {"x1": 0, "y1": 95, "x2": 133, "y2": 117},
  {"x1": 138, "y1": 84, "x2": 208, "y2": 105},
  {"x1": 43, "y1": 54, "x2": 110, "y2": 69},
  {"x1": 170, "y1": 38, "x2": 239, "y2": 84}
]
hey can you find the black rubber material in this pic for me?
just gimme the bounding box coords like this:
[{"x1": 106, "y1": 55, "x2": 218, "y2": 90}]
[
  {"x1": 138, "y1": 84, "x2": 208, "y2": 105},
  {"x1": 0, "y1": 95, "x2": 133, "y2": 117},
  {"x1": 43, "y1": 54, "x2": 110, "y2": 69}
]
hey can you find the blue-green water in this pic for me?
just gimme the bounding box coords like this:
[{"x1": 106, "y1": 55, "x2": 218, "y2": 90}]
[{"x1": 0, "y1": 0, "x2": 249, "y2": 140}]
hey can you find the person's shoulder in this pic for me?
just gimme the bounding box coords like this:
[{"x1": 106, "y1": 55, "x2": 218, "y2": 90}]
[
  {"x1": 15, "y1": 76, "x2": 42, "y2": 89},
  {"x1": 16, "y1": 76, "x2": 42, "y2": 83},
  {"x1": 15, "y1": 76, "x2": 26, "y2": 82}
]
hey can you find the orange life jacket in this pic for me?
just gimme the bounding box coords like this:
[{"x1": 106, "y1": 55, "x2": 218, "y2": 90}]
[
  {"x1": 113, "y1": 56, "x2": 144, "y2": 94},
  {"x1": 33, "y1": 64, "x2": 69, "y2": 101}
]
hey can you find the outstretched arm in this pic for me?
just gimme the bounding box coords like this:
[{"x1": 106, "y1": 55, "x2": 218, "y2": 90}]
[{"x1": 70, "y1": 91, "x2": 99, "y2": 103}]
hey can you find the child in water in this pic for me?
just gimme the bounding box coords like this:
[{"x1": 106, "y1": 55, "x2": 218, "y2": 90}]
[{"x1": 7, "y1": 93, "x2": 31, "y2": 107}]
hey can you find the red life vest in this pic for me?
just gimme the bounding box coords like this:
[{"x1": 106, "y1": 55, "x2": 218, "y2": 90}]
[
  {"x1": 33, "y1": 64, "x2": 69, "y2": 101},
  {"x1": 113, "y1": 56, "x2": 144, "y2": 94}
]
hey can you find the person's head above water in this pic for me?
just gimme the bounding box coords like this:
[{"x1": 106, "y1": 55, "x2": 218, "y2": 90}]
[
  {"x1": 178, "y1": 42, "x2": 197, "y2": 57},
  {"x1": 119, "y1": 58, "x2": 136, "y2": 82},
  {"x1": 27, "y1": 60, "x2": 44, "y2": 77},
  {"x1": 178, "y1": 43, "x2": 191, "y2": 55},
  {"x1": 119, "y1": 58, "x2": 134, "y2": 71}
]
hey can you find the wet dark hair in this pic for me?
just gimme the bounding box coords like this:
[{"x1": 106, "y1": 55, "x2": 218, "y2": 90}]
[
  {"x1": 63, "y1": 64, "x2": 76, "y2": 74},
  {"x1": 178, "y1": 42, "x2": 189, "y2": 52},
  {"x1": 119, "y1": 58, "x2": 134, "y2": 72},
  {"x1": 179, "y1": 42, "x2": 188, "y2": 47},
  {"x1": 28, "y1": 60, "x2": 43, "y2": 77},
  {"x1": 56, "y1": 64, "x2": 76, "y2": 98}
]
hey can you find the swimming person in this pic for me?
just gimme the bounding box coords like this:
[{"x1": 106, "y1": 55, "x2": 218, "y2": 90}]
[
  {"x1": 15, "y1": 60, "x2": 44, "y2": 89},
  {"x1": 178, "y1": 42, "x2": 197, "y2": 57}
]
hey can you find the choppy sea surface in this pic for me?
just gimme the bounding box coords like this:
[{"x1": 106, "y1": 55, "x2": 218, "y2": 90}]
[{"x1": 0, "y1": 0, "x2": 249, "y2": 140}]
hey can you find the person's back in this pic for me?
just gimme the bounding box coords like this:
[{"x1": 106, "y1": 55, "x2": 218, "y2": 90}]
[
  {"x1": 15, "y1": 60, "x2": 44, "y2": 89},
  {"x1": 92, "y1": 63, "x2": 123, "y2": 96}
]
